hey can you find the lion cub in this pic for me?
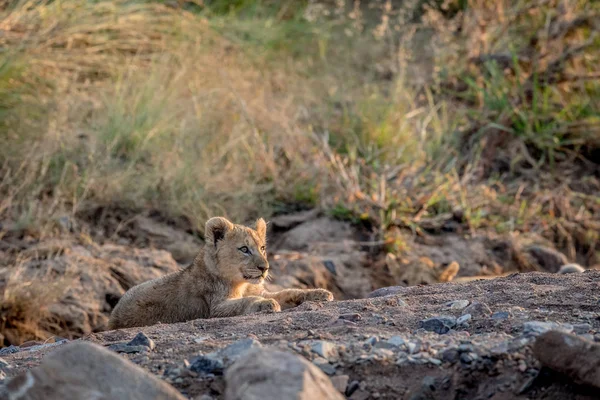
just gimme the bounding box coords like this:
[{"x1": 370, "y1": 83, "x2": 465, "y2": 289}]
[{"x1": 108, "y1": 216, "x2": 334, "y2": 329}]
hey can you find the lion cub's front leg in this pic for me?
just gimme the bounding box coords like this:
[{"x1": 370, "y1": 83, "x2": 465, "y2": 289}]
[
  {"x1": 211, "y1": 296, "x2": 281, "y2": 318},
  {"x1": 263, "y1": 288, "x2": 334, "y2": 310}
]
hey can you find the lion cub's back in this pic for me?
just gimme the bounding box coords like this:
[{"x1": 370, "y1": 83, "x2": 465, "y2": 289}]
[{"x1": 108, "y1": 271, "x2": 203, "y2": 329}]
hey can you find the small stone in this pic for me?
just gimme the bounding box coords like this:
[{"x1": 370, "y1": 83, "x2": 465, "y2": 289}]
[
  {"x1": 219, "y1": 338, "x2": 262, "y2": 364},
  {"x1": 330, "y1": 375, "x2": 349, "y2": 393},
  {"x1": 580, "y1": 334, "x2": 595, "y2": 342},
  {"x1": 346, "y1": 380, "x2": 360, "y2": 397},
  {"x1": 365, "y1": 336, "x2": 378, "y2": 346},
  {"x1": 339, "y1": 313, "x2": 362, "y2": 322},
  {"x1": 422, "y1": 376, "x2": 436, "y2": 390},
  {"x1": 457, "y1": 314, "x2": 472, "y2": 325},
  {"x1": 373, "y1": 348, "x2": 394, "y2": 359},
  {"x1": 492, "y1": 311, "x2": 510, "y2": 320},
  {"x1": 419, "y1": 316, "x2": 457, "y2": 334},
  {"x1": 447, "y1": 300, "x2": 470, "y2": 311},
  {"x1": 458, "y1": 344, "x2": 475, "y2": 353},
  {"x1": 0, "y1": 346, "x2": 20, "y2": 356},
  {"x1": 349, "y1": 390, "x2": 370, "y2": 400},
  {"x1": 386, "y1": 336, "x2": 406, "y2": 348},
  {"x1": 460, "y1": 352, "x2": 477, "y2": 364},
  {"x1": 0, "y1": 358, "x2": 10, "y2": 370},
  {"x1": 428, "y1": 358, "x2": 442, "y2": 366},
  {"x1": 523, "y1": 321, "x2": 573, "y2": 337},
  {"x1": 374, "y1": 341, "x2": 396, "y2": 350},
  {"x1": 367, "y1": 286, "x2": 406, "y2": 298},
  {"x1": 193, "y1": 337, "x2": 209, "y2": 344},
  {"x1": 128, "y1": 332, "x2": 156, "y2": 351},
  {"x1": 316, "y1": 363, "x2": 336, "y2": 376},
  {"x1": 463, "y1": 302, "x2": 492, "y2": 319},
  {"x1": 407, "y1": 342, "x2": 419, "y2": 354},
  {"x1": 189, "y1": 355, "x2": 224, "y2": 375},
  {"x1": 311, "y1": 341, "x2": 337, "y2": 359},
  {"x1": 441, "y1": 349, "x2": 459, "y2": 363},
  {"x1": 107, "y1": 344, "x2": 150, "y2": 354},
  {"x1": 573, "y1": 323, "x2": 592, "y2": 334}
]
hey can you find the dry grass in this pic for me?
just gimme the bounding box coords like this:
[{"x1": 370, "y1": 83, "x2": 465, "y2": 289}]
[
  {"x1": 0, "y1": 0, "x2": 598, "y2": 345},
  {"x1": 0, "y1": 260, "x2": 68, "y2": 347}
]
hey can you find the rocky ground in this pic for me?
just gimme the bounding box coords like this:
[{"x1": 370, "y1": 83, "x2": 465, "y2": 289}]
[
  {"x1": 2, "y1": 271, "x2": 600, "y2": 399},
  {"x1": 1, "y1": 210, "x2": 600, "y2": 399}
]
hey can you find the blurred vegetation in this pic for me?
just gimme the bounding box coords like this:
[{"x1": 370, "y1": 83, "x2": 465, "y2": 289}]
[{"x1": 0, "y1": 0, "x2": 598, "y2": 258}]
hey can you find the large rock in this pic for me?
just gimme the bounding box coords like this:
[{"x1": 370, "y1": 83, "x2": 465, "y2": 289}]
[
  {"x1": 270, "y1": 217, "x2": 355, "y2": 252},
  {"x1": 224, "y1": 348, "x2": 344, "y2": 400},
  {"x1": 533, "y1": 330, "x2": 600, "y2": 389},
  {"x1": 267, "y1": 248, "x2": 371, "y2": 300},
  {"x1": 0, "y1": 341, "x2": 185, "y2": 400},
  {"x1": 4, "y1": 241, "x2": 180, "y2": 338}
]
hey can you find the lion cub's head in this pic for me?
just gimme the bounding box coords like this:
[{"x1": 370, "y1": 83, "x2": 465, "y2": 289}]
[{"x1": 204, "y1": 216, "x2": 269, "y2": 284}]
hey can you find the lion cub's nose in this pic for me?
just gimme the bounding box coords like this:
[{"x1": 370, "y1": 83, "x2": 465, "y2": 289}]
[{"x1": 257, "y1": 265, "x2": 268, "y2": 272}]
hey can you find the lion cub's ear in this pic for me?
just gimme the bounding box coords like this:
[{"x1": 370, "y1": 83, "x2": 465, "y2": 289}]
[
  {"x1": 205, "y1": 217, "x2": 234, "y2": 246},
  {"x1": 255, "y1": 218, "x2": 267, "y2": 241}
]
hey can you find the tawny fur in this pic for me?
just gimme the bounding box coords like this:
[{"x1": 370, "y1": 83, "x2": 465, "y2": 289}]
[{"x1": 108, "y1": 217, "x2": 334, "y2": 329}]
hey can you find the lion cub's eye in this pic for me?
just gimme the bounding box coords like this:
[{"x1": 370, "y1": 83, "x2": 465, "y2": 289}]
[
  {"x1": 239, "y1": 246, "x2": 250, "y2": 254},
  {"x1": 260, "y1": 246, "x2": 266, "y2": 252}
]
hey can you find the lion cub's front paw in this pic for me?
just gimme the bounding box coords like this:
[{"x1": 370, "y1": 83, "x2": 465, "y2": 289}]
[
  {"x1": 251, "y1": 298, "x2": 281, "y2": 314},
  {"x1": 304, "y1": 289, "x2": 334, "y2": 302}
]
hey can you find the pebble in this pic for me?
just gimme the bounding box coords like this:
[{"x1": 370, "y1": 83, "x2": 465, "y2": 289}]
[
  {"x1": 339, "y1": 313, "x2": 362, "y2": 322},
  {"x1": 330, "y1": 375, "x2": 349, "y2": 393},
  {"x1": 316, "y1": 362, "x2": 336, "y2": 375},
  {"x1": 367, "y1": 286, "x2": 406, "y2": 298},
  {"x1": 579, "y1": 334, "x2": 595, "y2": 342},
  {"x1": 107, "y1": 344, "x2": 150, "y2": 354},
  {"x1": 193, "y1": 337, "x2": 209, "y2": 344},
  {"x1": 572, "y1": 323, "x2": 592, "y2": 334},
  {"x1": 428, "y1": 358, "x2": 442, "y2": 366},
  {"x1": 0, "y1": 357, "x2": 10, "y2": 370},
  {"x1": 523, "y1": 321, "x2": 573, "y2": 337},
  {"x1": 492, "y1": 311, "x2": 510, "y2": 320},
  {"x1": 447, "y1": 300, "x2": 470, "y2": 311},
  {"x1": 128, "y1": 332, "x2": 156, "y2": 351},
  {"x1": 463, "y1": 302, "x2": 492, "y2": 318},
  {"x1": 457, "y1": 314, "x2": 472, "y2": 325},
  {"x1": 0, "y1": 346, "x2": 19, "y2": 356},
  {"x1": 311, "y1": 341, "x2": 337, "y2": 359},
  {"x1": 189, "y1": 355, "x2": 224, "y2": 375},
  {"x1": 365, "y1": 336, "x2": 378, "y2": 346},
  {"x1": 373, "y1": 348, "x2": 394, "y2": 359},
  {"x1": 346, "y1": 380, "x2": 361, "y2": 397},
  {"x1": 441, "y1": 349, "x2": 459, "y2": 363},
  {"x1": 219, "y1": 338, "x2": 262, "y2": 363},
  {"x1": 407, "y1": 342, "x2": 419, "y2": 354},
  {"x1": 419, "y1": 316, "x2": 457, "y2": 334},
  {"x1": 460, "y1": 352, "x2": 477, "y2": 364},
  {"x1": 386, "y1": 336, "x2": 406, "y2": 348}
]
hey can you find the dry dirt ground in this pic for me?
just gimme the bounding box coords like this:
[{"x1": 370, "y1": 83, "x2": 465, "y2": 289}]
[
  {"x1": 1, "y1": 210, "x2": 600, "y2": 399},
  {"x1": 2, "y1": 272, "x2": 600, "y2": 399}
]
